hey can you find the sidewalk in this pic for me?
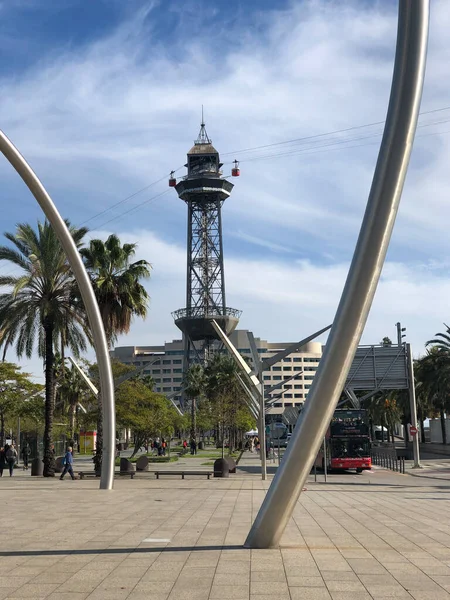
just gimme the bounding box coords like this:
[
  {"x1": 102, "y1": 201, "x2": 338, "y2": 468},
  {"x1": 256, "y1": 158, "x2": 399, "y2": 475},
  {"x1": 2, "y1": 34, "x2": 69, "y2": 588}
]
[{"x1": 2, "y1": 452, "x2": 450, "y2": 598}]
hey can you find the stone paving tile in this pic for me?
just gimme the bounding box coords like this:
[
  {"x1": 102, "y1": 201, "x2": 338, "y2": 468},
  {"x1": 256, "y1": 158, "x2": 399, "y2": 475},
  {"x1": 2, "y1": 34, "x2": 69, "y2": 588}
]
[
  {"x1": 289, "y1": 587, "x2": 332, "y2": 599},
  {"x1": 4, "y1": 458, "x2": 450, "y2": 599}
]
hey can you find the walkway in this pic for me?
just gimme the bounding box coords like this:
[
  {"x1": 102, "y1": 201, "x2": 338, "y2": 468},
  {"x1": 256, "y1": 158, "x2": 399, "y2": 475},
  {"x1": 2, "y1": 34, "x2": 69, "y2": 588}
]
[{"x1": 1, "y1": 455, "x2": 450, "y2": 599}]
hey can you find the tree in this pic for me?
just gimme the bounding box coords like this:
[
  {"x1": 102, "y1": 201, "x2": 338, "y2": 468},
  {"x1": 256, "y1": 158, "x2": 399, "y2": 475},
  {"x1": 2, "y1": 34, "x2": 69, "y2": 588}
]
[
  {"x1": 80, "y1": 234, "x2": 151, "y2": 472},
  {"x1": 0, "y1": 362, "x2": 41, "y2": 446},
  {"x1": 416, "y1": 346, "x2": 450, "y2": 444},
  {"x1": 57, "y1": 364, "x2": 90, "y2": 441},
  {"x1": 204, "y1": 354, "x2": 254, "y2": 455},
  {"x1": 183, "y1": 363, "x2": 206, "y2": 444},
  {"x1": 0, "y1": 221, "x2": 88, "y2": 476}
]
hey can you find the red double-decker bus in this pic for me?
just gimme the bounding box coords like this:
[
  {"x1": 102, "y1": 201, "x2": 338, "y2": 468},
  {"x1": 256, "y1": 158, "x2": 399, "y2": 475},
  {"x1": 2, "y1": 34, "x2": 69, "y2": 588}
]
[{"x1": 316, "y1": 409, "x2": 372, "y2": 473}]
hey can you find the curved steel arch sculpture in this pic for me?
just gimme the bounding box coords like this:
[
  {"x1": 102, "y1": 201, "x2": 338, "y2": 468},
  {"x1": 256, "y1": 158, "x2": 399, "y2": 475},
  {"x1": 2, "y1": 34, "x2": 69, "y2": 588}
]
[
  {"x1": 0, "y1": 131, "x2": 116, "y2": 491},
  {"x1": 245, "y1": 0, "x2": 429, "y2": 548}
]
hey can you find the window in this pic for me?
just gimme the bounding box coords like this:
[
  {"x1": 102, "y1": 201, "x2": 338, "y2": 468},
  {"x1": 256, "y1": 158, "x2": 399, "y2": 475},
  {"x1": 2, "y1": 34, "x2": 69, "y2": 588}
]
[
  {"x1": 174, "y1": 387, "x2": 181, "y2": 391},
  {"x1": 163, "y1": 369, "x2": 171, "y2": 374},
  {"x1": 283, "y1": 376, "x2": 291, "y2": 380},
  {"x1": 152, "y1": 369, "x2": 161, "y2": 374},
  {"x1": 239, "y1": 349, "x2": 251, "y2": 353},
  {"x1": 163, "y1": 378, "x2": 171, "y2": 383},
  {"x1": 284, "y1": 402, "x2": 293, "y2": 407},
  {"x1": 163, "y1": 386, "x2": 171, "y2": 392},
  {"x1": 173, "y1": 369, "x2": 182, "y2": 373},
  {"x1": 305, "y1": 385, "x2": 311, "y2": 389},
  {"x1": 173, "y1": 377, "x2": 182, "y2": 383},
  {"x1": 273, "y1": 376, "x2": 282, "y2": 381},
  {"x1": 143, "y1": 370, "x2": 151, "y2": 375},
  {"x1": 294, "y1": 393, "x2": 303, "y2": 398},
  {"x1": 173, "y1": 359, "x2": 182, "y2": 364},
  {"x1": 163, "y1": 359, "x2": 171, "y2": 365},
  {"x1": 305, "y1": 376, "x2": 315, "y2": 380},
  {"x1": 156, "y1": 387, "x2": 161, "y2": 392},
  {"x1": 153, "y1": 360, "x2": 161, "y2": 365},
  {"x1": 284, "y1": 394, "x2": 292, "y2": 398},
  {"x1": 283, "y1": 366, "x2": 291, "y2": 371},
  {"x1": 274, "y1": 403, "x2": 282, "y2": 407},
  {"x1": 153, "y1": 378, "x2": 161, "y2": 384},
  {"x1": 294, "y1": 384, "x2": 302, "y2": 389},
  {"x1": 294, "y1": 367, "x2": 302, "y2": 371},
  {"x1": 293, "y1": 357, "x2": 302, "y2": 362},
  {"x1": 167, "y1": 350, "x2": 183, "y2": 355},
  {"x1": 272, "y1": 366, "x2": 282, "y2": 372},
  {"x1": 305, "y1": 367, "x2": 317, "y2": 372},
  {"x1": 283, "y1": 357, "x2": 292, "y2": 362},
  {"x1": 263, "y1": 375, "x2": 271, "y2": 381},
  {"x1": 283, "y1": 384, "x2": 292, "y2": 389},
  {"x1": 295, "y1": 402, "x2": 302, "y2": 407}
]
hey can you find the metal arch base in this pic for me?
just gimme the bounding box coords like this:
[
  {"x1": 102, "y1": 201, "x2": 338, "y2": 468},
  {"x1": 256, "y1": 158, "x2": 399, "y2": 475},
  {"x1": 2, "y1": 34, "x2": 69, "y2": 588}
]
[
  {"x1": 245, "y1": 0, "x2": 429, "y2": 548},
  {"x1": 0, "y1": 131, "x2": 116, "y2": 491}
]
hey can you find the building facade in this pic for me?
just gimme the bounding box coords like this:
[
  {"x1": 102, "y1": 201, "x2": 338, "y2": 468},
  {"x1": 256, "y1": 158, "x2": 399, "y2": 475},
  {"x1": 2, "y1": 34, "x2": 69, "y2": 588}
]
[{"x1": 111, "y1": 330, "x2": 322, "y2": 409}]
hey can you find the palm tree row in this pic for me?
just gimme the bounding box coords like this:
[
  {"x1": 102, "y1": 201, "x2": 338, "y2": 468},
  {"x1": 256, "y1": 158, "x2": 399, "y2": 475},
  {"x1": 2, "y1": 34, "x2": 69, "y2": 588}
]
[{"x1": 0, "y1": 221, "x2": 150, "y2": 476}]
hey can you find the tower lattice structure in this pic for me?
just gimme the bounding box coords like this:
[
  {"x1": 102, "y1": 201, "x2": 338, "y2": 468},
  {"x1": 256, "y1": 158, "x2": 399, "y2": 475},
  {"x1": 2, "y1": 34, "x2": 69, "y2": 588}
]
[{"x1": 171, "y1": 121, "x2": 241, "y2": 371}]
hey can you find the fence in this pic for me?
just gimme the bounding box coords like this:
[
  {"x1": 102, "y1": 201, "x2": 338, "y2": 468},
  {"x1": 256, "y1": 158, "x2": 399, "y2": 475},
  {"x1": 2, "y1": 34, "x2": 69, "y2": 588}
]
[{"x1": 371, "y1": 445, "x2": 405, "y2": 474}]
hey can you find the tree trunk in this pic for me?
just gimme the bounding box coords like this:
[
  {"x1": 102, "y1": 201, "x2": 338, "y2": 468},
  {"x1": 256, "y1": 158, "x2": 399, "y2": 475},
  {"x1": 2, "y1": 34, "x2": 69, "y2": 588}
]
[
  {"x1": 69, "y1": 401, "x2": 76, "y2": 441},
  {"x1": 93, "y1": 394, "x2": 103, "y2": 474},
  {"x1": 0, "y1": 411, "x2": 4, "y2": 447},
  {"x1": 440, "y1": 409, "x2": 447, "y2": 445},
  {"x1": 190, "y1": 397, "x2": 196, "y2": 442},
  {"x1": 43, "y1": 320, "x2": 56, "y2": 477},
  {"x1": 420, "y1": 418, "x2": 426, "y2": 444}
]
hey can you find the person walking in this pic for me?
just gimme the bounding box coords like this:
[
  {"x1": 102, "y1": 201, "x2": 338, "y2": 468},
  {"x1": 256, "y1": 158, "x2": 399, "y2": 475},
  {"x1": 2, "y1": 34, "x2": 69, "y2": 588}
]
[
  {"x1": 60, "y1": 447, "x2": 75, "y2": 480},
  {"x1": 22, "y1": 443, "x2": 31, "y2": 470},
  {"x1": 5, "y1": 444, "x2": 17, "y2": 477}
]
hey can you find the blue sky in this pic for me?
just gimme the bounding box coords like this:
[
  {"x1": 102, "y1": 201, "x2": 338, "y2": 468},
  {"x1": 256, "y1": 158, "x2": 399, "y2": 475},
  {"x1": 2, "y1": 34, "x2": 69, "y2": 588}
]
[{"x1": 1, "y1": 0, "x2": 450, "y2": 380}]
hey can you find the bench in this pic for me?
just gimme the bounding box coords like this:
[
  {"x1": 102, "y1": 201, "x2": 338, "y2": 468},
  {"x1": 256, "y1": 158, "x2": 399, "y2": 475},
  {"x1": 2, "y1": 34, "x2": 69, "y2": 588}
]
[
  {"x1": 151, "y1": 470, "x2": 212, "y2": 480},
  {"x1": 78, "y1": 470, "x2": 213, "y2": 480}
]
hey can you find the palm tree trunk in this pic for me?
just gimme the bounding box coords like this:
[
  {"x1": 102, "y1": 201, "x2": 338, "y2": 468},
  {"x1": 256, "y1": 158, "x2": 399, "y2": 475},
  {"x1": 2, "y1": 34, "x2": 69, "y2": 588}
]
[
  {"x1": 0, "y1": 411, "x2": 4, "y2": 447},
  {"x1": 69, "y1": 402, "x2": 76, "y2": 441},
  {"x1": 420, "y1": 418, "x2": 426, "y2": 444},
  {"x1": 190, "y1": 398, "x2": 196, "y2": 443},
  {"x1": 43, "y1": 319, "x2": 56, "y2": 477},
  {"x1": 94, "y1": 394, "x2": 103, "y2": 475},
  {"x1": 440, "y1": 409, "x2": 447, "y2": 444}
]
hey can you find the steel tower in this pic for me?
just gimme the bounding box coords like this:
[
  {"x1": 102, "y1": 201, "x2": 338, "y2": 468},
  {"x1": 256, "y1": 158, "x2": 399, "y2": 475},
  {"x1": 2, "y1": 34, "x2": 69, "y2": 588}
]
[{"x1": 171, "y1": 120, "x2": 241, "y2": 368}]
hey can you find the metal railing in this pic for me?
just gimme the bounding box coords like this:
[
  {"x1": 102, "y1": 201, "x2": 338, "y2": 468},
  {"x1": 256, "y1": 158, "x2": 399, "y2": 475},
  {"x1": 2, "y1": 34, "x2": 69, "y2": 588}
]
[
  {"x1": 371, "y1": 446, "x2": 405, "y2": 474},
  {"x1": 172, "y1": 307, "x2": 242, "y2": 320}
]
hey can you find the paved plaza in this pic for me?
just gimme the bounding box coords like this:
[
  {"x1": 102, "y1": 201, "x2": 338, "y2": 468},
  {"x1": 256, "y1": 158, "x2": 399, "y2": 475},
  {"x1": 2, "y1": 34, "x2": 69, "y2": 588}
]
[{"x1": 1, "y1": 455, "x2": 450, "y2": 599}]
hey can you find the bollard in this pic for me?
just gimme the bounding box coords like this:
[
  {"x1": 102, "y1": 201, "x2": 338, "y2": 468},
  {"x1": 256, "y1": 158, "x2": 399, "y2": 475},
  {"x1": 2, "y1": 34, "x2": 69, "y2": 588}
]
[
  {"x1": 214, "y1": 458, "x2": 230, "y2": 478},
  {"x1": 31, "y1": 458, "x2": 44, "y2": 476}
]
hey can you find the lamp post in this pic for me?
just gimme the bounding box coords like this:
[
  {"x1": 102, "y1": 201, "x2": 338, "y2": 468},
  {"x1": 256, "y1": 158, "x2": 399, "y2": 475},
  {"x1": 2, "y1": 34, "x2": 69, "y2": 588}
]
[{"x1": 0, "y1": 131, "x2": 116, "y2": 491}]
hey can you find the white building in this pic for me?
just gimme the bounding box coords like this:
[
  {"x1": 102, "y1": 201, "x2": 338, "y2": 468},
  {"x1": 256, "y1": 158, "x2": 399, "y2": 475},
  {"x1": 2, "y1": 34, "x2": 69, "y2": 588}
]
[{"x1": 111, "y1": 330, "x2": 322, "y2": 410}]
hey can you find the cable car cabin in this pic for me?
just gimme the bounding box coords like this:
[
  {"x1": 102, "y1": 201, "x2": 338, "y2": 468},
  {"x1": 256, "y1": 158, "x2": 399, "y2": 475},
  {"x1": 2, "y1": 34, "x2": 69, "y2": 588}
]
[
  {"x1": 168, "y1": 171, "x2": 177, "y2": 187},
  {"x1": 231, "y1": 160, "x2": 240, "y2": 177}
]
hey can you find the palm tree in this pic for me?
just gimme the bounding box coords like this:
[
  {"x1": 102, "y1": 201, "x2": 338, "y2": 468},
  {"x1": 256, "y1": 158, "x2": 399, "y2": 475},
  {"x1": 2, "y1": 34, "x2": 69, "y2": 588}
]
[
  {"x1": 417, "y1": 346, "x2": 450, "y2": 444},
  {"x1": 80, "y1": 234, "x2": 151, "y2": 472},
  {"x1": 58, "y1": 364, "x2": 88, "y2": 442},
  {"x1": 0, "y1": 221, "x2": 88, "y2": 476}
]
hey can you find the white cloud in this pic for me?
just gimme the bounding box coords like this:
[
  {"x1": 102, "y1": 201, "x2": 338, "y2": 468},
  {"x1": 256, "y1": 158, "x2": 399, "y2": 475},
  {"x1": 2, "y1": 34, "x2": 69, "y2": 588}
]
[{"x1": 1, "y1": 1, "x2": 450, "y2": 377}]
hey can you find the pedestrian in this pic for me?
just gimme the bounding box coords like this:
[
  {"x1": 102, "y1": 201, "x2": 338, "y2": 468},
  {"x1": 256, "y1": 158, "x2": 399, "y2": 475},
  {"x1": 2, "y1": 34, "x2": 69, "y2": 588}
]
[
  {"x1": 0, "y1": 447, "x2": 5, "y2": 477},
  {"x1": 22, "y1": 442, "x2": 31, "y2": 470},
  {"x1": 250, "y1": 437, "x2": 255, "y2": 453},
  {"x1": 5, "y1": 444, "x2": 17, "y2": 477},
  {"x1": 182, "y1": 439, "x2": 188, "y2": 451},
  {"x1": 161, "y1": 438, "x2": 166, "y2": 456},
  {"x1": 190, "y1": 438, "x2": 197, "y2": 455},
  {"x1": 59, "y1": 446, "x2": 75, "y2": 480}
]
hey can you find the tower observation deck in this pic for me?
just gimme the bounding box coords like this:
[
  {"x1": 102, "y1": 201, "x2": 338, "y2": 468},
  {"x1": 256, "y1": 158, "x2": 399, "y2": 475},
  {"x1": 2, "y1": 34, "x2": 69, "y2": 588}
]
[{"x1": 171, "y1": 120, "x2": 241, "y2": 364}]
